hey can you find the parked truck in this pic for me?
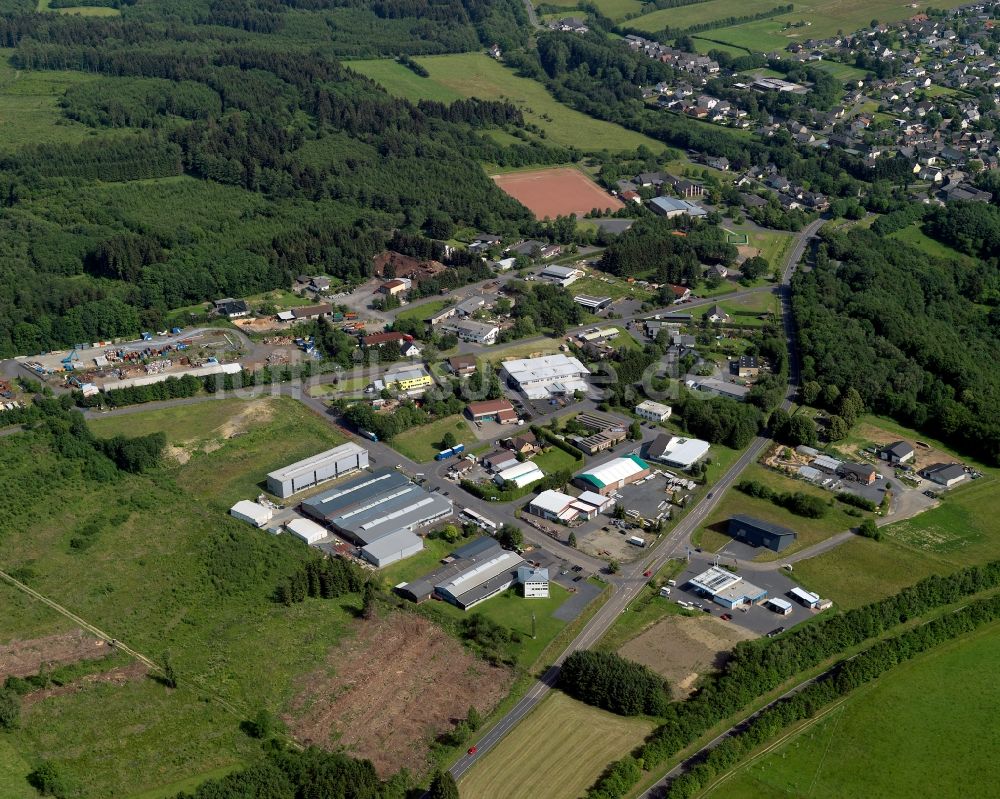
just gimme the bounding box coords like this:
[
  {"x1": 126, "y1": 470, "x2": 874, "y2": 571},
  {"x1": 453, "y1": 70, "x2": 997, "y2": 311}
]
[{"x1": 626, "y1": 535, "x2": 646, "y2": 548}]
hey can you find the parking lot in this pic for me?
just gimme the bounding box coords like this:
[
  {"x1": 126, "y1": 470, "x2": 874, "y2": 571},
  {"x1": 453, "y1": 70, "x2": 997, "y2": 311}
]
[{"x1": 667, "y1": 557, "x2": 821, "y2": 636}]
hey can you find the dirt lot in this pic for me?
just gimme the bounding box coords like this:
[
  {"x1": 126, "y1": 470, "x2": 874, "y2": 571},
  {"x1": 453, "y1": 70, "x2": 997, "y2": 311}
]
[
  {"x1": 284, "y1": 612, "x2": 513, "y2": 778},
  {"x1": 0, "y1": 630, "x2": 109, "y2": 680},
  {"x1": 493, "y1": 167, "x2": 624, "y2": 219},
  {"x1": 833, "y1": 422, "x2": 948, "y2": 473},
  {"x1": 580, "y1": 527, "x2": 647, "y2": 563},
  {"x1": 619, "y1": 615, "x2": 755, "y2": 698}
]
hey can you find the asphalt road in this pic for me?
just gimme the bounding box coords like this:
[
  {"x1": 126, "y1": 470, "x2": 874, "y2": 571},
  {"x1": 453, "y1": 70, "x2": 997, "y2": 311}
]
[{"x1": 447, "y1": 220, "x2": 823, "y2": 781}]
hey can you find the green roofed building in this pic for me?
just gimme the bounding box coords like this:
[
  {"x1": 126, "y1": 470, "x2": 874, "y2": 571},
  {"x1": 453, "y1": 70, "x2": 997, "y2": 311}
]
[{"x1": 573, "y1": 454, "x2": 650, "y2": 496}]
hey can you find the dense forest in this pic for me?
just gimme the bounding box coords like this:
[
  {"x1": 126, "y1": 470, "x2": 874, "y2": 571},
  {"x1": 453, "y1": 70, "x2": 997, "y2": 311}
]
[
  {"x1": 0, "y1": 0, "x2": 557, "y2": 357},
  {"x1": 793, "y1": 226, "x2": 1000, "y2": 464}
]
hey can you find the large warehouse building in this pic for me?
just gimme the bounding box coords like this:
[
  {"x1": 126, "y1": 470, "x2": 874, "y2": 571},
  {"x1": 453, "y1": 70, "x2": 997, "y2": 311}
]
[
  {"x1": 397, "y1": 537, "x2": 526, "y2": 610},
  {"x1": 500, "y1": 354, "x2": 591, "y2": 400},
  {"x1": 574, "y1": 454, "x2": 651, "y2": 495},
  {"x1": 647, "y1": 434, "x2": 710, "y2": 469},
  {"x1": 729, "y1": 515, "x2": 796, "y2": 552},
  {"x1": 301, "y1": 469, "x2": 450, "y2": 567},
  {"x1": 266, "y1": 443, "x2": 369, "y2": 498}
]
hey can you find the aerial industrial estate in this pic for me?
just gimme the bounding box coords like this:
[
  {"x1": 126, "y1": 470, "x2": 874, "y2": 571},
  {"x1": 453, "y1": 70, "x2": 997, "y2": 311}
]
[{"x1": 0, "y1": 0, "x2": 998, "y2": 798}]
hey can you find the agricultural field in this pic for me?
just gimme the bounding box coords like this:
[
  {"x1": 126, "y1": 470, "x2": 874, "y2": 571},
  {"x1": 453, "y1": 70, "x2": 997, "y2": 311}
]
[
  {"x1": 692, "y1": 0, "x2": 971, "y2": 51},
  {"x1": 351, "y1": 53, "x2": 666, "y2": 152},
  {"x1": 389, "y1": 414, "x2": 478, "y2": 461},
  {"x1": 345, "y1": 58, "x2": 464, "y2": 103},
  {"x1": 702, "y1": 621, "x2": 1000, "y2": 799},
  {"x1": 620, "y1": 613, "x2": 756, "y2": 698},
  {"x1": 458, "y1": 691, "x2": 654, "y2": 799},
  {"x1": 493, "y1": 167, "x2": 624, "y2": 219},
  {"x1": 628, "y1": 0, "x2": 782, "y2": 32},
  {"x1": 695, "y1": 464, "x2": 865, "y2": 560}
]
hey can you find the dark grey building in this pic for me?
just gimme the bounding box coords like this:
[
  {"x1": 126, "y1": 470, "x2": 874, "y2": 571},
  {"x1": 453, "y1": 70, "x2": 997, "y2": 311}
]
[{"x1": 728, "y1": 514, "x2": 796, "y2": 552}]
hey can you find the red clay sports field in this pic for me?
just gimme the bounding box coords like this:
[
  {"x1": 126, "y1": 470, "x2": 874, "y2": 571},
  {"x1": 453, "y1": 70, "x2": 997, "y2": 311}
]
[{"x1": 492, "y1": 167, "x2": 625, "y2": 219}]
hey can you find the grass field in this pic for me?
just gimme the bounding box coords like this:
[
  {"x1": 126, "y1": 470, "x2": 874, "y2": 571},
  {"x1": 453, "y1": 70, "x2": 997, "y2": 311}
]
[
  {"x1": 244, "y1": 288, "x2": 316, "y2": 309},
  {"x1": 702, "y1": 620, "x2": 1000, "y2": 799},
  {"x1": 747, "y1": 230, "x2": 792, "y2": 267},
  {"x1": 629, "y1": 0, "x2": 781, "y2": 32},
  {"x1": 0, "y1": 399, "x2": 366, "y2": 796},
  {"x1": 566, "y1": 274, "x2": 654, "y2": 302},
  {"x1": 0, "y1": 48, "x2": 118, "y2": 151},
  {"x1": 531, "y1": 445, "x2": 582, "y2": 474},
  {"x1": 588, "y1": 0, "x2": 646, "y2": 18},
  {"x1": 390, "y1": 414, "x2": 478, "y2": 461},
  {"x1": 696, "y1": 464, "x2": 864, "y2": 560},
  {"x1": 397, "y1": 298, "x2": 453, "y2": 321},
  {"x1": 690, "y1": 0, "x2": 970, "y2": 51},
  {"x1": 0, "y1": 738, "x2": 35, "y2": 799},
  {"x1": 458, "y1": 691, "x2": 654, "y2": 799},
  {"x1": 350, "y1": 53, "x2": 665, "y2": 152},
  {"x1": 790, "y1": 415, "x2": 999, "y2": 607},
  {"x1": 890, "y1": 223, "x2": 973, "y2": 262},
  {"x1": 717, "y1": 291, "x2": 779, "y2": 327}
]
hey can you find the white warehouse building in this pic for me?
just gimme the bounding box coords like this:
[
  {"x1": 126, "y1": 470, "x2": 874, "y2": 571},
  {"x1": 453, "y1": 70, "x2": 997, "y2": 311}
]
[
  {"x1": 286, "y1": 517, "x2": 329, "y2": 545},
  {"x1": 500, "y1": 354, "x2": 591, "y2": 400},
  {"x1": 494, "y1": 461, "x2": 545, "y2": 489},
  {"x1": 230, "y1": 500, "x2": 273, "y2": 528},
  {"x1": 266, "y1": 443, "x2": 368, "y2": 498}
]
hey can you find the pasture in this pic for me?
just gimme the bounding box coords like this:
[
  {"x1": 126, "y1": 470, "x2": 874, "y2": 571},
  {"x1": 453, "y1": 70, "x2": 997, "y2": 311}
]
[
  {"x1": 396, "y1": 298, "x2": 453, "y2": 322},
  {"x1": 493, "y1": 167, "x2": 624, "y2": 219},
  {"x1": 688, "y1": 0, "x2": 971, "y2": 51},
  {"x1": 628, "y1": 0, "x2": 781, "y2": 32},
  {"x1": 458, "y1": 691, "x2": 654, "y2": 799},
  {"x1": 352, "y1": 53, "x2": 666, "y2": 152},
  {"x1": 701, "y1": 620, "x2": 1000, "y2": 799}
]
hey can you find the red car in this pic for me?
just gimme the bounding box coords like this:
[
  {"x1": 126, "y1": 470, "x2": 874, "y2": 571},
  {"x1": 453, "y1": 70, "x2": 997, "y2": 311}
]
[
  {"x1": 467, "y1": 746, "x2": 478, "y2": 755},
  {"x1": 643, "y1": 570, "x2": 652, "y2": 577},
  {"x1": 720, "y1": 613, "x2": 733, "y2": 621}
]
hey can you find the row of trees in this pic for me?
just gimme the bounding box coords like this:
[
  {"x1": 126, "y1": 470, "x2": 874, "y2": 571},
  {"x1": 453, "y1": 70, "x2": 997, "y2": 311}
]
[
  {"x1": 274, "y1": 554, "x2": 367, "y2": 606},
  {"x1": 735, "y1": 478, "x2": 827, "y2": 519},
  {"x1": 655, "y1": 590, "x2": 1000, "y2": 799}
]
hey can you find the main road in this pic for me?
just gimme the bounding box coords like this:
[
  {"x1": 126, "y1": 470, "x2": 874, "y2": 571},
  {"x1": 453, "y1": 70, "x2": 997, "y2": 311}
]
[{"x1": 447, "y1": 217, "x2": 823, "y2": 781}]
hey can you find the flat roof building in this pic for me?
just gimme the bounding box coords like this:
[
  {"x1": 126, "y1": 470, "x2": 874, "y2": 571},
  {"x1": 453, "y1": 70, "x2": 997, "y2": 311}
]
[
  {"x1": 575, "y1": 454, "x2": 650, "y2": 495},
  {"x1": 688, "y1": 378, "x2": 749, "y2": 401},
  {"x1": 385, "y1": 366, "x2": 433, "y2": 393},
  {"x1": 648, "y1": 434, "x2": 709, "y2": 469},
  {"x1": 635, "y1": 400, "x2": 672, "y2": 422},
  {"x1": 789, "y1": 586, "x2": 821, "y2": 608},
  {"x1": 574, "y1": 294, "x2": 613, "y2": 311},
  {"x1": 440, "y1": 318, "x2": 500, "y2": 345},
  {"x1": 467, "y1": 399, "x2": 518, "y2": 424},
  {"x1": 649, "y1": 196, "x2": 707, "y2": 218},
  {"x1": 360, "y1": 529, "x2": 423, "y2": 568},
  {"x1": 230, "y1": 500, "x2": 273, "y2": 528},
  {"x1": 286, "y1": 517, "x2": 329, "y2": 545},
  {"x1": 266, "y1": 443, "x2": 369, "y2": 498},
  {"x1": 538, "y1": 265, "x2": 582, "y2": 287},
  {"x1": 729, "y1": 515, "x2": 796, "y2": 552},
  {"x1": 689, "y1": 565, "x2": 767, "y2": 609},
  {"x1": 501, "y1": 354, "x2": 590, "y2": 400}
]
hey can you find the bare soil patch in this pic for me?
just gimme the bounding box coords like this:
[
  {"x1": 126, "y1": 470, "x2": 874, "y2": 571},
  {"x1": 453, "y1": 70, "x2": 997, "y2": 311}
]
[
  {"x1": 21, "y1": 662, "x2": 148, "y2": 709},
  {"x1": 285, "y1": 611, "x2": 513, "y2": 777},
  {"x1": 581, "y1": 527, "x2": 645, "y2": 563},
  {"x1": 619, "y1": 615, "x2": 755, "y2": 698},
  {"x1": 493, "y1": 167, "x2": 623, "y2": 219},
  {"x1": 217, "y1": 398, "x2": 275, "y2": 439},
  {"x1": 834, "y1": 422, "x2": 949, "y2": 472},
  {"x1": 0, "y1": 630, "x2": 108, "y2": 680}
]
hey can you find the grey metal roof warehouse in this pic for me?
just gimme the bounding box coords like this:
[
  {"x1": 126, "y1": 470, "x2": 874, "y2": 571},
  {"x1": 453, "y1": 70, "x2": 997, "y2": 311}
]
[
  {"x1": 266, "y1": 442, "x2": 368, "y2": 498},
  {"x1": 397, "y1": 538, "x2": 520, "y2": 606},
  {"x1": 330, "y1": 488, "x2": 454, "y2": 546},
  {"x1": 300, "y1": 469, "x2": 409, "y2": 521}
]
